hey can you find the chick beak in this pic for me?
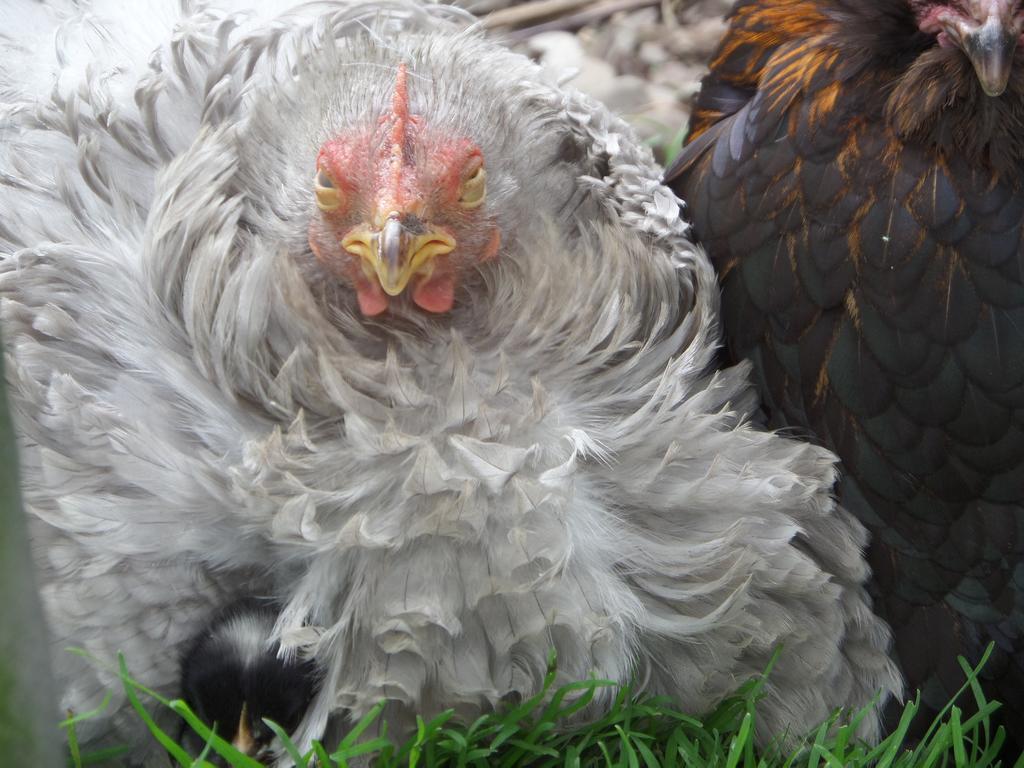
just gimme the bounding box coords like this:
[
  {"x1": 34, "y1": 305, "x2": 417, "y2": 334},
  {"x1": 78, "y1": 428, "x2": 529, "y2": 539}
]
[
  {"x1": 958, "y1": 11, "x2": 1019, "y2": 97},
  {"x1": 344, "y1": 214, "x2": 455, "y2": 298},
  {"x1": 231, "y1": 702, "x2": 258, "y2": 757}
]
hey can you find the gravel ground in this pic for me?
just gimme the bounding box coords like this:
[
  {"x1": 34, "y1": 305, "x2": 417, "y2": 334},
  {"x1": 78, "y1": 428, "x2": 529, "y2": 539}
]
[{"x1": 459, "y1": 0, "x2": 733, "y2": 162}]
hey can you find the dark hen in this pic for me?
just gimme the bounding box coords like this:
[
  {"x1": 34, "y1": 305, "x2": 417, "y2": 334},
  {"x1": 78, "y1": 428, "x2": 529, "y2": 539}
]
[{"x1": 666, "y1": 0, "x2": 1024, "y2": 741}]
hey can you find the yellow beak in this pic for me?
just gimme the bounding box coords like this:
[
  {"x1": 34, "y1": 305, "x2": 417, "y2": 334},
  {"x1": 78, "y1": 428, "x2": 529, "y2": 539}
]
[
  {"x1": 343, "y1": 215, "x2": 455, "y2": 296},
  {"x1": 231, "y1": 702, "x2": 257, "y2": 757}
]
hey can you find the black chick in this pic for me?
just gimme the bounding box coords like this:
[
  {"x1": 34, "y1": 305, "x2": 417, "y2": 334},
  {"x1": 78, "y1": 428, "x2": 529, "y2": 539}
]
[{"x1": 179, "y1": 598, "x2": 321, "y2": 764}]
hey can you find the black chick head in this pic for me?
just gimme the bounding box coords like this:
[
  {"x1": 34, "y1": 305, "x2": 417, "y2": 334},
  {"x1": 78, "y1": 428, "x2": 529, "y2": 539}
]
[{"x1": 179, "y1": 598, "x2": 321, "y2": 764}]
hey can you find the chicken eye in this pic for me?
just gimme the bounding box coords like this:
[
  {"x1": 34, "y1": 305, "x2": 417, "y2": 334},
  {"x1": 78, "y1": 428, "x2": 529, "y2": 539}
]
[
  {"x1": 315, "y1": 169, "x2": 343, "y2": 212},
  {"x1": 458, "y1": 164, "x2": 486, "y2": 209}
]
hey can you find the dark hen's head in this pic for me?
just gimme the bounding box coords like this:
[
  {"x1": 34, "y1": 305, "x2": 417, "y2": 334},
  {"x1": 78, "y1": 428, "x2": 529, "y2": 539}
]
[
  {"x1": 828, "y1": 0, "x2": 1024, "y2": 165},
  {"x1": 911, "y1": 0, "x2": 1024, "y2": 94}
]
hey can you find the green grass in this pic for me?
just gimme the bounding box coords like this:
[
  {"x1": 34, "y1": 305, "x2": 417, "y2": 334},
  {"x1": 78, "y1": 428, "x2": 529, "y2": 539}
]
[{"x1": 62, "y1": 646, "x2": 1024, "y2": 768}]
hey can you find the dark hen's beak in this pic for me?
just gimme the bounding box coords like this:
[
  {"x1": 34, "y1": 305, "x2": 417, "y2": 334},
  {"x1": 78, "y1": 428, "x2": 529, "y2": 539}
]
[{"x1": 958, "y1": 13, "x2": 1019, "y2": 96}]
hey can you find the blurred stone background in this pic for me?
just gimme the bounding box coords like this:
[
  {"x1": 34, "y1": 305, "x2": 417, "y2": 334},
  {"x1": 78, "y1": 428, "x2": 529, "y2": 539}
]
[{"x1": 456, "y1": 0, "x2": 732, "y2": 163}]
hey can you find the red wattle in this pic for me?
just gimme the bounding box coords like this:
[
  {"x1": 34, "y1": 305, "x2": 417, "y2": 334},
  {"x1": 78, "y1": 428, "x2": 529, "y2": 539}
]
[
  {"x1": 356, "y1": 279, "x2": 390, "y2": 316},
  {"x1": 412, "y1": 273, "x2": 455, "y2": 313}
]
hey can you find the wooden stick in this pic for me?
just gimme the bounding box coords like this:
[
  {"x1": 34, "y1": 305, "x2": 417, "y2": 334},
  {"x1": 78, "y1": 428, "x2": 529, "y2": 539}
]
[
  {"x1": 502, "y1": 0, "x2": 660, "y2": 40},
  {"x1": 481, "y1": 0, "x2": 597, "y2": 30}
]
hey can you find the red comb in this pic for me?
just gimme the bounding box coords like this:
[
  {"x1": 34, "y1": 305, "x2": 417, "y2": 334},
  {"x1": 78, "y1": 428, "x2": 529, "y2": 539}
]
[{"x1": 381, "y1": 64, "x2": 413, "y2": 214}]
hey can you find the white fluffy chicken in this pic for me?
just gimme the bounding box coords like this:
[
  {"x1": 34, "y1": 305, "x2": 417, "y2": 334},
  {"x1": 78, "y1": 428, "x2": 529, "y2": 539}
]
[{"x1": 0, "y1": 0, "x2": 901, "y2": 764}]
